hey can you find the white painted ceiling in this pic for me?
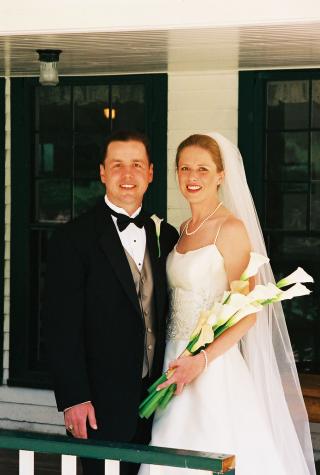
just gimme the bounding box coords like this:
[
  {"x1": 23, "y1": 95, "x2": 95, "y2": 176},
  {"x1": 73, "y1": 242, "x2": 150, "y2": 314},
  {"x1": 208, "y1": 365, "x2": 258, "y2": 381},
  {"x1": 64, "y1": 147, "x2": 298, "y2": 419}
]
[{"x1": 1, "y1": 22, "x2": 320, "y2": 77}]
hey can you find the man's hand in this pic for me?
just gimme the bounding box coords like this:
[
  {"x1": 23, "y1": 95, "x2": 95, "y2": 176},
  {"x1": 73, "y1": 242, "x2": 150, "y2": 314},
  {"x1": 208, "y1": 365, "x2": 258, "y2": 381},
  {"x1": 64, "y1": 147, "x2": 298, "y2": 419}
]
[{"x1": 64, "y1": 402, "x2": 97, "y2": 439}]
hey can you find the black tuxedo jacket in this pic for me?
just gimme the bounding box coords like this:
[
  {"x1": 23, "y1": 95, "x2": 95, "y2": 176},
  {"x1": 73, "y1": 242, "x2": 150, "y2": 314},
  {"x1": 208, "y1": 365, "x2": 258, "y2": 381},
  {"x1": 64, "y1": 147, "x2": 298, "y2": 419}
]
[{"x1": 44, "y1": 199, "x2": 179, "y2": 441}]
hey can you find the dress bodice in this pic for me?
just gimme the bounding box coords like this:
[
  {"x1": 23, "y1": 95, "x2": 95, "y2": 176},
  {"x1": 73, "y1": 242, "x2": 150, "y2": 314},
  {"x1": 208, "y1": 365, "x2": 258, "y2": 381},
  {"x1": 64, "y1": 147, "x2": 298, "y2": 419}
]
[{"x1": 166, "y1": 244, "x2": 229, "y2": 340}]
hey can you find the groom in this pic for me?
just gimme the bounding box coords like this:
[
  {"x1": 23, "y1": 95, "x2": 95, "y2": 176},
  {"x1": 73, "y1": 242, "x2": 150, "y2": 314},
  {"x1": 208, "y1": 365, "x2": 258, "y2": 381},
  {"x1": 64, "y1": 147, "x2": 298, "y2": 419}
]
[{"x1": 44, "y1": 130, "x2": 179, "y2": 475}]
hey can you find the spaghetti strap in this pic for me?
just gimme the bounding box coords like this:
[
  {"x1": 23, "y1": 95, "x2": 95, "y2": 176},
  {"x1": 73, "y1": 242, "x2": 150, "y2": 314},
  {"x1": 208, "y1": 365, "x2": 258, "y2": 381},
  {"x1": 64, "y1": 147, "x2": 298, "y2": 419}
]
[{"x1": 213, "y1": 217, "x2": 229, "y2": 245}]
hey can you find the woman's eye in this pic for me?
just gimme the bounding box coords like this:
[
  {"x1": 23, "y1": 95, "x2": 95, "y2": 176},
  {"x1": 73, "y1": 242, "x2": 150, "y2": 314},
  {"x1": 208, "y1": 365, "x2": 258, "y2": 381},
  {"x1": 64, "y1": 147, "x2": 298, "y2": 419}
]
[
  {"x1": 199, "y1": 167, "x2": 208, "y2": 172},
  {"x1": 180, "y1": 166, "x2": 188, "y2": 171}
]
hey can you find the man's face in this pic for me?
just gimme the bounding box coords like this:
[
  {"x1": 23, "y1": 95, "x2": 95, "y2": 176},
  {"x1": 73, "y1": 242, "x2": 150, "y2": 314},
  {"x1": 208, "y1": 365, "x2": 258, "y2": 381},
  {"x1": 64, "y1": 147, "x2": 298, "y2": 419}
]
[{"x1": 100, "y1": 140, "x2": 153, "y2": 214}]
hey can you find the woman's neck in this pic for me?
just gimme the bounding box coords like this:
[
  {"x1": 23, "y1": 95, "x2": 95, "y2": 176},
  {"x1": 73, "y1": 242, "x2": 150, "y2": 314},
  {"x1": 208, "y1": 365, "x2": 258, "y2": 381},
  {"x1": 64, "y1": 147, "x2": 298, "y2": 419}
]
[{"x1": 189, "y1": 199, "x2": 221, "y2": 223}]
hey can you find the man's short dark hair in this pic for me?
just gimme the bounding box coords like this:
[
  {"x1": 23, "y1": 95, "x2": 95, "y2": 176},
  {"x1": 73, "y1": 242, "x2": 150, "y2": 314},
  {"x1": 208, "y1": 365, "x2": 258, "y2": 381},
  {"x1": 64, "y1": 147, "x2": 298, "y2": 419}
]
[{"x1": 101, "y1": 130, "x2": 151, "y2": 164}]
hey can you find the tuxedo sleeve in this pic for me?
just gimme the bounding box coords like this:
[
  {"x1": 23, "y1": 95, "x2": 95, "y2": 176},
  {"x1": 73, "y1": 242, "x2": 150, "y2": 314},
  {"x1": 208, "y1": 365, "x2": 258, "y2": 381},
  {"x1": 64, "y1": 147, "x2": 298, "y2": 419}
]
[{"x1": 43, "y1": 228, "x2": 92, "y2": 411}]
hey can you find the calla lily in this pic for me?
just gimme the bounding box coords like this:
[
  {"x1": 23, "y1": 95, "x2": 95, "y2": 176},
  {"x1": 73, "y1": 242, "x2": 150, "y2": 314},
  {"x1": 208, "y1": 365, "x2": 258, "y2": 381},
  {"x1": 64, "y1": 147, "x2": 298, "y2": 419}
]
[
  {"x1": 190, "y1": 309, "x2": 213, "y2": 339},
  {"x1": 190, "y1": 324, "x2": 214, "y2": 352},
  {"x1": 277, "y1": 267, "x2": 314, "y2": 289},
  {"x1": 247, "y1": 283, "x2": 281, "y2": 304},
  {"x1": 213, "y1": 293, "x2": 249, "y2": 329},
  {"x1": 230, "y1": 280, "x2": 250, "y2": 295},
  {"x1": 227, "y1": 303, "x2": 263, "y2": 326},
  {"x1": 240, "y1": 252, "x2": 269, "y2": 281},
  {"x1": 150, "y1": 214, "x2": 163, "y2": 257},
  {"x1": 275, "y1": 283, "x2": 312, "y2": 301}
]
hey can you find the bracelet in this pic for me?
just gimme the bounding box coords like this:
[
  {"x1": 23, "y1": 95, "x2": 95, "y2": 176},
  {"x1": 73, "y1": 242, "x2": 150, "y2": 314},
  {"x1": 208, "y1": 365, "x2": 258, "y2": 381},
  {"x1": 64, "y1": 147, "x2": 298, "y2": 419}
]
[{"x1": 200, "y1": 349, "x2": 208, "y2": 372}]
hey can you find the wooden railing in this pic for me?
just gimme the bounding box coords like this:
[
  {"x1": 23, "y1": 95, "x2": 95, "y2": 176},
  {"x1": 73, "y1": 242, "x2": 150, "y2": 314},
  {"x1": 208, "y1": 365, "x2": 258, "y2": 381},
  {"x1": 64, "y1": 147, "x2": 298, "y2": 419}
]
[{"x1": 0, "y1": 429, "x2": 235, "y2": 474}]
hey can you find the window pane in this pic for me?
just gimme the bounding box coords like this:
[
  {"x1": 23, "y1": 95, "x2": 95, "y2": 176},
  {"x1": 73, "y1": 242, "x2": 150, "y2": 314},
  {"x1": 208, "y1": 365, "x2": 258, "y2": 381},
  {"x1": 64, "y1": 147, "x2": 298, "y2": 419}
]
[
  {"x1": 74, "y1": 85, "x2": 110, "y2": 133},
  {"x1": 311, "y1": 131, "x2": 320, "y2": 180},
  {"x1": 74, "y1": 134, "x2": 106, "y2": 178},
  {"x1": 74, "y1": 179, "x2": 104, "y2": 217},
  {"x1": 311, "y1": 80, "x2": 320, "y2": 128},
  {"x1": 267, "y1": 80, "x2": 309, "y2": 130},
  {"x1": 111, "y1": 84, "x2": 145, "y2": 132},
  {"x1": 35, "y1": 86, "x2": 71, "y2": 132},
  {"x1": 35, "y1": 133, "x2": 72, "y2": 177},
  {"x1": 35, "y1": 178, "x2": 71, "y2": 223},
  {"x1": 266, "y1": 132, "x2": 308, "y2": 181},
  {"x1": 266, "y1": 182, "x2": 308, "y2": 230},
  {"x1": 269, "y1": 235, "x2": 320, "y2": 259},
  {"x1": 271, "y1": 261, "x2": 319, "y2": 372},
  {"x1": 311, "y1": 183, "x2": 320, "y2": 231}
]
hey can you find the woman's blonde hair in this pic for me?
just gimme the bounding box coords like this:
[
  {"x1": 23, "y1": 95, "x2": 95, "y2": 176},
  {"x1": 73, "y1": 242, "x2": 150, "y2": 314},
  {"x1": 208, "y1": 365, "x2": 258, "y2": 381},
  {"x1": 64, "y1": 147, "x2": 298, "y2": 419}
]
[{"x1": 175, "y1": 134, "x2": 224, "y2": 172}]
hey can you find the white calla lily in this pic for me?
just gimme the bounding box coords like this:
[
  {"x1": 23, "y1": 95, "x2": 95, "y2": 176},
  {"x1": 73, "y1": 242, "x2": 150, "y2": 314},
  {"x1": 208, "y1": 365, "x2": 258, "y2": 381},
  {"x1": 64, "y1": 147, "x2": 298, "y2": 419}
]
[
  {"x1": 247, "y1": 283, "x2": 281, "y2": 303},
  {"x1": 213, "y1": 293, "x2": 249, "y2": 329},
  {"x1": 190, "y1": 324, "x2": 214, "y2": 352},
  {"x1": 276, "y1": 283, "x2": 312, "y2": 301},
  {"x1": 240, "y1": 252, "x2": 269, "y2": 281},
  {"x1": 227, "y1": 303, "x2": 263, "y2": 326},
  {"x1": 150, "y1": 214, "x2": 163, "y2": 257},
  {"x1": 190, "y1": 309, "x2": 212, "y2": 339},
  {"x1": 277, "y1": 267, "x2": 314, "y2": 289}
]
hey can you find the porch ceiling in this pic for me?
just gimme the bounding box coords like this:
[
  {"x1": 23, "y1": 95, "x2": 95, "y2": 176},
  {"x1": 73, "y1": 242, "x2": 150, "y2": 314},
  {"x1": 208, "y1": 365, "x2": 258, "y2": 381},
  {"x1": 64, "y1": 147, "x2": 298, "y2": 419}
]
[{"x1": 1, "y1": 22, "x2": 320, "y2": 77}]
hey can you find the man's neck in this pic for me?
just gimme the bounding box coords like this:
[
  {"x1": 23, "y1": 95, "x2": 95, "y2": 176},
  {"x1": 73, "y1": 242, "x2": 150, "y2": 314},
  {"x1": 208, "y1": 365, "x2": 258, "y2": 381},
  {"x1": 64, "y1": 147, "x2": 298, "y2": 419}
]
[{"x1": 104, "y1": 195, "x2": 141, "y2": 217}]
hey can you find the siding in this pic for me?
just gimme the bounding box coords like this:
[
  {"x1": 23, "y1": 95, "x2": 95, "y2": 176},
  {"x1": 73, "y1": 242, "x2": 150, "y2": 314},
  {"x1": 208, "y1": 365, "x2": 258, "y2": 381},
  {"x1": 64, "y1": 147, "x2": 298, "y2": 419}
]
[{"x1": 167, "y1": 71, "x2": 238, "y2": 228}]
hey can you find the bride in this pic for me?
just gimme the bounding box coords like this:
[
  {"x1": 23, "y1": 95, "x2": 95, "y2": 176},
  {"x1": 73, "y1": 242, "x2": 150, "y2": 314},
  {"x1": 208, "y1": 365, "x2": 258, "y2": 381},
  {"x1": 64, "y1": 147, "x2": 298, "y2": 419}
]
[{"x1": 139, "y1": 133, "x2": 316, "y2": 475}]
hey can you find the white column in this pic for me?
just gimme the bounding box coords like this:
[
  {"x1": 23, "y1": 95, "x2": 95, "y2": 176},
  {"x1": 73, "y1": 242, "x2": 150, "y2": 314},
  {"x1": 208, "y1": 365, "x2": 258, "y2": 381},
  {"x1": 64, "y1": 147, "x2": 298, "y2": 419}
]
[
  {"x1": 105, "y1": 459, "x2": 120, "y2": 474},
  {"x1": 61, "y1": 454, "x2": 77, "y2": 474},
  {"x1": 19, "y1": 450, "x2": 34, "y2": 475}
]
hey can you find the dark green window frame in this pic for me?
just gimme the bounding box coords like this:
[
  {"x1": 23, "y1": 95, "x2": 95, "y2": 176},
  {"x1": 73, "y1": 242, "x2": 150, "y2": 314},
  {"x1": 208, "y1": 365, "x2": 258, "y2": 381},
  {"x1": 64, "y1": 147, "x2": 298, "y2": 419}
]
[
  {"x1": 238, "y1": 69, "x2": 320, "y2": 375},
  {"x1": 9, "y1": 74, "x2": 168, "y2": 388},
  {"x1": 0, "y1": 78, "x2": 5, "y2": 384}
]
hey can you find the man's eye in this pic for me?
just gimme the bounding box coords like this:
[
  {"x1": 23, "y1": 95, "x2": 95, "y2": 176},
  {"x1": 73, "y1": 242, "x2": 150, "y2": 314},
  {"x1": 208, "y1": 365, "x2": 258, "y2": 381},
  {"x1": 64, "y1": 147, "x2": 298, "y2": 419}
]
[
  {"x1": 181, "y1": 166, "x2": 188, "y2": 171},
  {"x1": 199, "y1": 167, "x2": 208, "y2": 172}
]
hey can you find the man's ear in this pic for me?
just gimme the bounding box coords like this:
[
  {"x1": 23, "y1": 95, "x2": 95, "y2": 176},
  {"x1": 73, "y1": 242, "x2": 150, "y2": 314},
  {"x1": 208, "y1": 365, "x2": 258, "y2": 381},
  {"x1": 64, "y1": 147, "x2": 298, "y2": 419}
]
[
  {"x1": 148, "y1": 163, "x2": 154, "y2": 184},
  {"x1": 100, "y1": 164, "x2": 106, "y2": 184}
]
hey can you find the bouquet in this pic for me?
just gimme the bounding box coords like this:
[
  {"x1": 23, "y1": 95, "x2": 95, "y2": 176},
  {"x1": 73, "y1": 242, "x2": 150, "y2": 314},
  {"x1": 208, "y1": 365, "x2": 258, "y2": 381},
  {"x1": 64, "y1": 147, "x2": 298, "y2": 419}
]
[{"x1": 139, "y1": 253, "x2": 313, "y2": 419}]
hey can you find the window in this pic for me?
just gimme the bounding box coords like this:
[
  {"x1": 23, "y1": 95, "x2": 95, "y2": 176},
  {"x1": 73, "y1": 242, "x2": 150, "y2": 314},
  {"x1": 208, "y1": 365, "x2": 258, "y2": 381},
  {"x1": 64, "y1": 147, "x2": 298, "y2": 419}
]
[
  {"x1": 9, "y1": 74, "x2": 167, "y2": 388},
  {"x1": 239, "y1": 70, "x2": 320, "y2": 375}
]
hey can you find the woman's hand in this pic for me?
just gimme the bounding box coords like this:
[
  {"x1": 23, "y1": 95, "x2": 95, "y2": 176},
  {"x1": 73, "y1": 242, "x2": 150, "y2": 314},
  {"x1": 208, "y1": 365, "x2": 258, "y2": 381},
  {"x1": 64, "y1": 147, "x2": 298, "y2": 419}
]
[{"x1": 157, "y1": 353, "x2": 206, "y2": 395}]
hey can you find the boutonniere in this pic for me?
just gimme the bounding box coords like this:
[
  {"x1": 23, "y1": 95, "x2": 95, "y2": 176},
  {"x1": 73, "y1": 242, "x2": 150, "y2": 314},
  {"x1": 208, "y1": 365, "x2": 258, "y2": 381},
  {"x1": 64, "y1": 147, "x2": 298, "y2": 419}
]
[{"x1": 150, "y1": 214, "x2": 163, "y2": 257}]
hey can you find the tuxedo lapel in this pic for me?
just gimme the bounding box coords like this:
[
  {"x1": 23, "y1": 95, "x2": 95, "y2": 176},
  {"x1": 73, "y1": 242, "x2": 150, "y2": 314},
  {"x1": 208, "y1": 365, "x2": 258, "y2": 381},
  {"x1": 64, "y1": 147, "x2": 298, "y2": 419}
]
[
  {"x1": 144, "y1": 217, "x2": 164, "y2": 325},
  {"x1": 95, "y1": 203, "x2": 142, "y2": 317}
]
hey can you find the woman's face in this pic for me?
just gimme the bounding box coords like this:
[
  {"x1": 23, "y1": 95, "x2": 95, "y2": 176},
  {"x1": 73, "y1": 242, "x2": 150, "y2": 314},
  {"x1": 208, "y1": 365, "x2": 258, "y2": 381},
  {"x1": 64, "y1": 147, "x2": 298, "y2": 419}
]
[{"x1": 177, "y1": 145, "x2": 224, "y2": 205}]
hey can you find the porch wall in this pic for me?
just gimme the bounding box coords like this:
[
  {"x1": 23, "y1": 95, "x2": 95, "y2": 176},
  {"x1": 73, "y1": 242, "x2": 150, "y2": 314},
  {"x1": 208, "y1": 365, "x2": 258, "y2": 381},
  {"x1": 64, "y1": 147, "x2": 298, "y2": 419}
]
[{"x1": 167, "y1": 71, "x2": 238, "y2": 227}]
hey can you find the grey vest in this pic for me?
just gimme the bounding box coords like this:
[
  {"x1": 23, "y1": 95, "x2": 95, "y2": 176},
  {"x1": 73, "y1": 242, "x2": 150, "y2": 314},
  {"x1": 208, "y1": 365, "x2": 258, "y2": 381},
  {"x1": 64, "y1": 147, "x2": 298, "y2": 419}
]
[{"x1": 124, "y1": 248, "x2": 156, "y2": 377}]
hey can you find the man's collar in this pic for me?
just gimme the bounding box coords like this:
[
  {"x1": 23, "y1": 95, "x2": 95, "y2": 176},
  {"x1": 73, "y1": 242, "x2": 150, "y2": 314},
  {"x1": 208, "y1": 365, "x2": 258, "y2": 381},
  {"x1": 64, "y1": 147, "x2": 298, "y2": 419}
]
[{"x1": 104, "y1": 195, "x2": 141, "y2": 218}]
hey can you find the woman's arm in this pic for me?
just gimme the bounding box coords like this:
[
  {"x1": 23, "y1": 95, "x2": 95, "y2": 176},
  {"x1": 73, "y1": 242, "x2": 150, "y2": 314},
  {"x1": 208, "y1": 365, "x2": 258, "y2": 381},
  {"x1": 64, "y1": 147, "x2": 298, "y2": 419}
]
[{"x1": 158, "y1": 217, "x2": 256, "y2": 395}]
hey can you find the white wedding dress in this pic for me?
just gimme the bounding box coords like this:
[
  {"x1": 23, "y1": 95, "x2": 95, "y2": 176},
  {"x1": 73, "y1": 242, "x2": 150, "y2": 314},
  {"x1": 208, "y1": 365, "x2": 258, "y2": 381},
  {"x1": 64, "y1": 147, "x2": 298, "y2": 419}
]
[{"x1": 139, "y1": 242, "x2": 310, "y2": 475}]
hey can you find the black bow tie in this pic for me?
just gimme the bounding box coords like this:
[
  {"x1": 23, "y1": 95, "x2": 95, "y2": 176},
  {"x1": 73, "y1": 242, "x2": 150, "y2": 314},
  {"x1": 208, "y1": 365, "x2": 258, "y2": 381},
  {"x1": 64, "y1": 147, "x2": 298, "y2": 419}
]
[{"x1": 108, "y1": 208, "x2": 145, "y2": 232}]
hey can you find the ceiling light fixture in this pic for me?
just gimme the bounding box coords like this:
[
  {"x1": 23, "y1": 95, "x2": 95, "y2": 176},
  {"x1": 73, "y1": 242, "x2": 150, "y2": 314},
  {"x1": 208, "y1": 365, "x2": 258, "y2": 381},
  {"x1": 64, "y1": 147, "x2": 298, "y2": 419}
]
[{"x1": 36, "y1": 49, "x2": 62, "y2": 86}]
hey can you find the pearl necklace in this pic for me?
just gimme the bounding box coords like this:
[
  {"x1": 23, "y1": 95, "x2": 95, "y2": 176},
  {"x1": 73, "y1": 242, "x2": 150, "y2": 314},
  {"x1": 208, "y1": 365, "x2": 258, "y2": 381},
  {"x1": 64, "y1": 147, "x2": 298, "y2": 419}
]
[{"x1": 185, "y1": 202, "x2": 223, "y2": 236}]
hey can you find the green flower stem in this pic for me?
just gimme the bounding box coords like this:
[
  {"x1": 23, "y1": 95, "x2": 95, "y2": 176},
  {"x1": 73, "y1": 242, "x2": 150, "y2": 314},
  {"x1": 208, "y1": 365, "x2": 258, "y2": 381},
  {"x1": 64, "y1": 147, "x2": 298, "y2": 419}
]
[
  {"x1": 147, "y1": 374, "x2": 167, "y2": 394},
  {"x1": 158, "y1": 384, "x2": 176, "y2": 409},
  {"x1": 139, "y1": 388, "x2": 168, "y2": 419}
]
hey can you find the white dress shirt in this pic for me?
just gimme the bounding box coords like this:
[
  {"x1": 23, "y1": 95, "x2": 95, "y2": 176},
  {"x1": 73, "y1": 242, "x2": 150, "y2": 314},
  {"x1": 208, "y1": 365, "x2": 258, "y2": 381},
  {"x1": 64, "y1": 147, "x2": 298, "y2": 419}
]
[{"x1": 104, "y1": 195, "x2": 146, "y2": 272}]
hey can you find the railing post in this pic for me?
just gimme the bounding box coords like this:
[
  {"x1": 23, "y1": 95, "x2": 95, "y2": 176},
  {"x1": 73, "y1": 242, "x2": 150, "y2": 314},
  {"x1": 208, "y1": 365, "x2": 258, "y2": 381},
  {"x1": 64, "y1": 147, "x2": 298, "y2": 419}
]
[
  {"x1": 61, "y1": 454, "x2": 77, "y2": 474},
  {"x1": 105, "y1": 459, "x2": 120, "y2": 474},
  {"x1": 19, "y1": 450, "x2": 34, "y2": 475}
]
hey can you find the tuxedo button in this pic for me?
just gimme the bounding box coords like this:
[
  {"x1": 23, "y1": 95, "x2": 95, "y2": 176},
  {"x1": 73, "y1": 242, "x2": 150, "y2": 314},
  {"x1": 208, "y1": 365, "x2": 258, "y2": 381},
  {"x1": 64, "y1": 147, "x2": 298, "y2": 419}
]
[
  {"x1": 147, "y1": 327, "x2": 152, "y2": 333},
  {"x1": 148, "y1": 344, "x2": 153, "y2": 350}
]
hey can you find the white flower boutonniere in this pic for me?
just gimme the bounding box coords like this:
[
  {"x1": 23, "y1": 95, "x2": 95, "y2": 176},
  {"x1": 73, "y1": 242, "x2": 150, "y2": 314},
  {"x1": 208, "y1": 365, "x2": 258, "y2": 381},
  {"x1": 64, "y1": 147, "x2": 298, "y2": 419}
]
[{"x1": 151, "y1": 214, "x2": 163, "y2": 257}]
